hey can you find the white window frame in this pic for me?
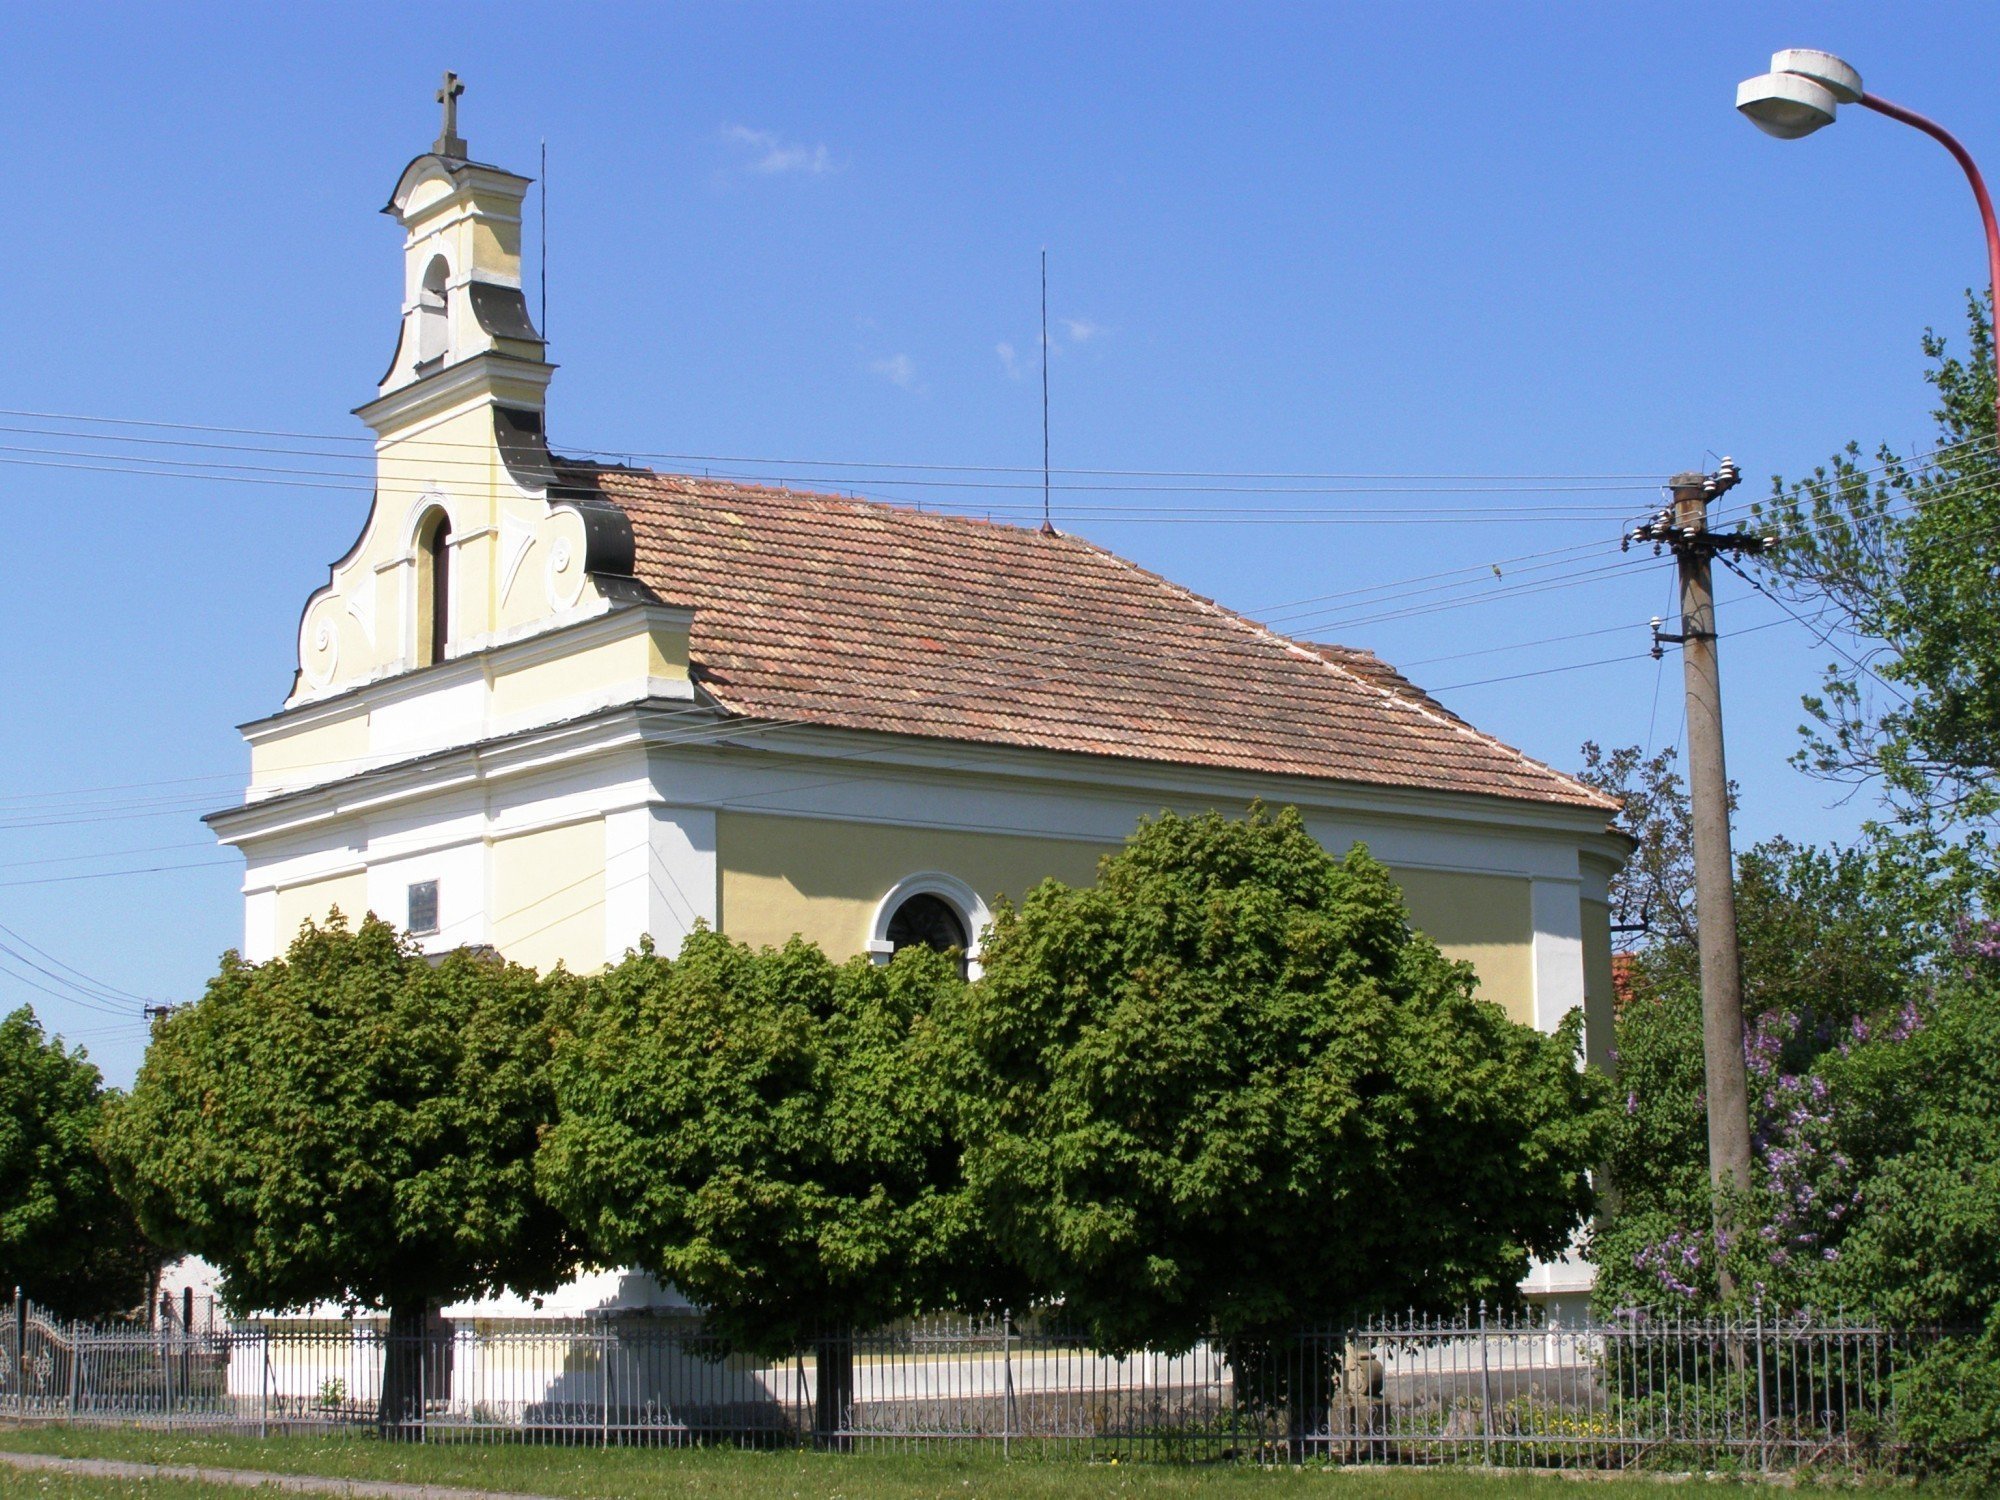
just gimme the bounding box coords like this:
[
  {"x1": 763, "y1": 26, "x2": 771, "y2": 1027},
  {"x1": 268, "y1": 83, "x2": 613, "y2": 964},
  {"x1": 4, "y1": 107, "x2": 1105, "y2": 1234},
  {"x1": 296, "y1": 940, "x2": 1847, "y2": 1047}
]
[{"x1": 868, "y1": 872, "x2": 991, "y2": 979}]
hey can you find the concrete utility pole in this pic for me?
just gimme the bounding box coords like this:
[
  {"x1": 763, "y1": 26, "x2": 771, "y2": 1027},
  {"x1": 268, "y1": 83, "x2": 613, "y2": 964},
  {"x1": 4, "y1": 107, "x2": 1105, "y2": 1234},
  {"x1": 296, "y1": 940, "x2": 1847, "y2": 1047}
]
[{"x1": 1630, "y1": 460, "x2": 1770, "y2": 1291}]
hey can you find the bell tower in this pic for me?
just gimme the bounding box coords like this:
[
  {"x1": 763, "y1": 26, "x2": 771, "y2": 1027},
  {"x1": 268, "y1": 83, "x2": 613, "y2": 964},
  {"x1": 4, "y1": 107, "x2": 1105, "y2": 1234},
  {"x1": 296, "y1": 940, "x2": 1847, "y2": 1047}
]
[
  {"x1": 286, "y1": 75, "x2": 636, "y2": 706},
  {"x1": 370, "y1": 71, "x2": 550, "y2": 403}
]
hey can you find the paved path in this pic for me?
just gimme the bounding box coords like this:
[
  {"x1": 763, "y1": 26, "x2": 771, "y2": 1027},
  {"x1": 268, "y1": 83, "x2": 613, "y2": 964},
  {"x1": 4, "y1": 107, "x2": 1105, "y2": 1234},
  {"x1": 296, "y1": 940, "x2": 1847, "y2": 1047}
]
[{"x1": 0, "y1": 1451, "x2": 561, "y2": 1500}]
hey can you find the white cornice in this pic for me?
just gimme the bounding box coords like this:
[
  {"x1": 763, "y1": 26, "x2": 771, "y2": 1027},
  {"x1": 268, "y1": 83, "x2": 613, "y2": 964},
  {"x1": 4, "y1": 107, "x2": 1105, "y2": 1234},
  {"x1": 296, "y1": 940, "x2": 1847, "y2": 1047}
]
[
  {"x1": 215, "y1": 694, "x2": 1625, "y2": 870},
  {"x1": 687, "y1": 715, "x2": 1621, "y2": 843},
  {"x1": 211, "y1": 709, "x2": 673, "y2": 845},
  {"x1": 357, "y1": 350, "x2": 554, "y2": 435}
]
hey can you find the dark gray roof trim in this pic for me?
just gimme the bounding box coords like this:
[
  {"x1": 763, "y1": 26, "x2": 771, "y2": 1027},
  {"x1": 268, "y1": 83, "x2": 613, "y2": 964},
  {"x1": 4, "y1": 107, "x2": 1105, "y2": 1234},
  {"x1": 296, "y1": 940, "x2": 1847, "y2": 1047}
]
[
  {"x1": 492, "y1": 410, "x2": 639, "y2": 580},
  {"x1": 467, "y1": 282, "x2": 543, "y2": 345},
  {"x1": 494, "y1": 406, "x2": 556, "y2": 491},
  {"x1": 381, "y1": 154, "x2": 532, "y2": 217}
]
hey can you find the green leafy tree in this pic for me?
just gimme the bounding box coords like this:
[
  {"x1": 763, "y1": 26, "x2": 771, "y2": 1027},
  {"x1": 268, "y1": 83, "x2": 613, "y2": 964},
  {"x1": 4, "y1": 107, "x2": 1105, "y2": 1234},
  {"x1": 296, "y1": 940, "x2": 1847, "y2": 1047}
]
[
  {"x1": 103, "y1": 914, "x2": 580, "y2": 1427},
  {"x1": 1829, "y1": 928, "x2": 2000, "y2": 1487},
  {"x1": 538, "y1": 929, "x2": 987, "y2": 1446},
  {"x1": 1755, "y1": 292, "x2": 2000, "y2": 894},
  {"x1": 0, "y1": 1007, "x2": 159, "y2": 1318},
  {"x1": 949, "y1": 805, "x2": 1610, "y2": 1367}
]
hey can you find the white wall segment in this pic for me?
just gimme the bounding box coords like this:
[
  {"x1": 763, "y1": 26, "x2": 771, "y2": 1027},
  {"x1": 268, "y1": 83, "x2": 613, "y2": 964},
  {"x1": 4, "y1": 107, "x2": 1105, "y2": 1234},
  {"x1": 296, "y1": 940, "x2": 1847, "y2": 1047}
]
[
  {"x1": 366, "y1": 840, "x2": 488, "y2": 955},
  {"x1": 242, "y1": 889, "x2": 278, "y2": 964},
  {"x1": 1530, "y1": 877, "x2": 1588, "y2": 1034},
  {"x1": 603, "y1": 805, "x2": 718, "y2": 962}
]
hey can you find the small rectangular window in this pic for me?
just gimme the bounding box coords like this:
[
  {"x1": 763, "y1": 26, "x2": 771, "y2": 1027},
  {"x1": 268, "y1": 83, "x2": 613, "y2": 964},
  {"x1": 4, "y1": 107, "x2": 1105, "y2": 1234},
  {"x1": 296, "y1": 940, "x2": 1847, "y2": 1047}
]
[{"x1": 407, "y1": 880, "x2": 440, "y2": 936}]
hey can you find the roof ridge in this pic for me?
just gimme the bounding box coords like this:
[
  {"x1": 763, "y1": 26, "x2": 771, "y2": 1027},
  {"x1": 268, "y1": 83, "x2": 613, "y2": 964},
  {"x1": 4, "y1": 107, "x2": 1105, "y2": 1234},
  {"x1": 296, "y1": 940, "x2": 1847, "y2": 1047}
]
[
  {"x1": 1068, "y1": 536, "x2": 1616, "y2": 811},
  {"x1": 554, "y1": 458, "x2": 1070, "y2": 541}
]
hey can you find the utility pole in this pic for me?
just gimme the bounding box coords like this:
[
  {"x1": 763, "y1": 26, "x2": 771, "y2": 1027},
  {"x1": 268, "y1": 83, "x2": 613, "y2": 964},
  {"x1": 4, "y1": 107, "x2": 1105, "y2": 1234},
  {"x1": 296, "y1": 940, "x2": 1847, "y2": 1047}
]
[{"x1": 1629, "y1": 459, "x2": 1770, "y2": 1292}]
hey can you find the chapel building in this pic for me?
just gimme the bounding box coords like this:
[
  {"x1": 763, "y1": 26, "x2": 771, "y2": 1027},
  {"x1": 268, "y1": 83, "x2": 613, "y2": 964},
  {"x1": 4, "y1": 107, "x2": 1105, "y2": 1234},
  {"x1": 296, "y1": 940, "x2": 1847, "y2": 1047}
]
[{"x1": 207, "y1": 97, "x2": 1626, "y2": 1302}]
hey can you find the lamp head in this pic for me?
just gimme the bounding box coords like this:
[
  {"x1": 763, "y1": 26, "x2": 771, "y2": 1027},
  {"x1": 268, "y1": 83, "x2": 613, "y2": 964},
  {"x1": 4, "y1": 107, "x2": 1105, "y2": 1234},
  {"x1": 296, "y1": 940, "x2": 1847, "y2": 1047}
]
[{"x1": 1737, "y1": 49, "x2": 1864, "y2": 139}]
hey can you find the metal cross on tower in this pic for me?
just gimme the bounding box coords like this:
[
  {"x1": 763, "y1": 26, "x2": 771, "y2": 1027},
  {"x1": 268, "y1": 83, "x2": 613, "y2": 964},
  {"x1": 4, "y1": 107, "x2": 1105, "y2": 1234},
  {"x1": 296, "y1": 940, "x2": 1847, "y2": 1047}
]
[{"x1": 435, "y1": 71, "x2": 468, "y2": 159}]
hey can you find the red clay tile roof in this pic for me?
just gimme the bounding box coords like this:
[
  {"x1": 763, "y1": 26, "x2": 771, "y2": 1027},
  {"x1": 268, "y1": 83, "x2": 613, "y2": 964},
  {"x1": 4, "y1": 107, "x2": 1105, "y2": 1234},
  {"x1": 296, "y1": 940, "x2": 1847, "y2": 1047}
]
[{"x1": 557, "y1": 462, "x2": 1616, "y2": 812}]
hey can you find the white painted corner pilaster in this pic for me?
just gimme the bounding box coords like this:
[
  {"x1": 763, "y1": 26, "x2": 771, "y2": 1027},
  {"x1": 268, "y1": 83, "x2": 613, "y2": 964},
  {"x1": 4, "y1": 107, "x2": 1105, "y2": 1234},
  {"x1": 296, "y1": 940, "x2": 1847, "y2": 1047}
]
[
  {"x1": 1529, "y1": 876, "x2": 1587, "y2": 1035},
  {"x1": 603, "y1": 805, "x2": 717, "y2": 962},
  {"x1": 243, "y1": 888, "x2": 278, "y2": 964}
]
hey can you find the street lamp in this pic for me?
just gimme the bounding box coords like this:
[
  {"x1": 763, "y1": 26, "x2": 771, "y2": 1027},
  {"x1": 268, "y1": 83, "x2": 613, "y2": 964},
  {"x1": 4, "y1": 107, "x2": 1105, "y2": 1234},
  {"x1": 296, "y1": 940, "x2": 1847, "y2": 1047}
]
[{"x1": 1738, "y1": 49, "x2": 2000, "y2": 423}]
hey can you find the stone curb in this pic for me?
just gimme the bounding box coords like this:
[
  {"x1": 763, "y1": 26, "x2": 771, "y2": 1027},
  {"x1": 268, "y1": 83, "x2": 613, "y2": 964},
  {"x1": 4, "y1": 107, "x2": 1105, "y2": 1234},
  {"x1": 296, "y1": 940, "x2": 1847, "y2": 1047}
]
[{"x1": 0, "y1": 1451, "x2": 562, "y2": 1500}]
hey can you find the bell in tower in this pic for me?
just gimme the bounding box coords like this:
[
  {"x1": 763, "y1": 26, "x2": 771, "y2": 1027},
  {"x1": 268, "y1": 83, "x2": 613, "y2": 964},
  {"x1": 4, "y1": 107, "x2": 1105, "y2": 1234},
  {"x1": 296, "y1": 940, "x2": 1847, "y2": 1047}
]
[{"x1": 372, "y1": 72, "x2": 549, "y2": 402}]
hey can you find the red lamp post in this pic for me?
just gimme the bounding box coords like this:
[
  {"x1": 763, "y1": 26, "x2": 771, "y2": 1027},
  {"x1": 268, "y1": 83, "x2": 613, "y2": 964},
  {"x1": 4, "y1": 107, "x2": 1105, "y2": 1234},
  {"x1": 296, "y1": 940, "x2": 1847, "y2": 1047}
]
[{"x1": 1739, "y1": 50, "x2": 2000, "y2": 428}]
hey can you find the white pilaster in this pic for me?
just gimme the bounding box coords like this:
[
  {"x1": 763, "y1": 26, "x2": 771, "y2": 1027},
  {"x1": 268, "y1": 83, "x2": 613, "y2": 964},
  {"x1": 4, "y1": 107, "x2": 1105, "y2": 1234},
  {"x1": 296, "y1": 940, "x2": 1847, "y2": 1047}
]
[
  {"x1": 1530, "y1": 877, "x2": 1586, "y2": 1034},
  {"x1": 242, "y1": 888, "x2": 278, "y2": 964},
  {"x1": 603, "y1": 805, "x2": 717, "y2": 962}
]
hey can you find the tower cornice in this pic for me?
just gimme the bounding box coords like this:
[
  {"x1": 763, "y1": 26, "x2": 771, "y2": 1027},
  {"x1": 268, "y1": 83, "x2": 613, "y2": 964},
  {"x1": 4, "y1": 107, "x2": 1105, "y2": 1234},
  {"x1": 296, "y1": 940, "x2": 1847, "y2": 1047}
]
[{"x1": 355, "y1": 350, "x2": 555, "y2": 441}]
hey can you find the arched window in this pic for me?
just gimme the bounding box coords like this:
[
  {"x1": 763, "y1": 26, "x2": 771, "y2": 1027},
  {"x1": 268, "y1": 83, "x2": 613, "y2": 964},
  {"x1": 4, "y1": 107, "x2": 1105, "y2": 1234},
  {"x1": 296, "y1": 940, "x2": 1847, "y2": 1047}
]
[
  {"x1": 886, "y1": 894, "x2": 969, "y2": 968},
  {"x1": 869, "y1": 873, "x2": 988, "y2": 979},
  {"x1": 417, "y1": 256, "x2": 450, "y2": 366},
  {"x1": 416, "y1": 509, "x2": 452, "y2": 665}
]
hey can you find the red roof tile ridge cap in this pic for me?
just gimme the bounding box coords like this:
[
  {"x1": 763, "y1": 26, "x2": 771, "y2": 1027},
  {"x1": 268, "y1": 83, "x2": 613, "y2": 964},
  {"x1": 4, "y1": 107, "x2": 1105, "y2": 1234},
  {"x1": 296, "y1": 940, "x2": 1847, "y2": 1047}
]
[{"x1": 1068, "y1": 535, "x2": 1616, "y2": 811}]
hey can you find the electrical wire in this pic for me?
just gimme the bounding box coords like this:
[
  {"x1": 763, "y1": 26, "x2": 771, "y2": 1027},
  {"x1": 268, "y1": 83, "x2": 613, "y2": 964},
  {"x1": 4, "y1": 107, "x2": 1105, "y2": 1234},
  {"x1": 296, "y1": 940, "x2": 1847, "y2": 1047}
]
[
  {"x1": 0, "y1": 840, "x2": 221, "y2": 872},
  {"x1": 0, "y1": 858, "x2": 235, "y2": 890},
  {"x1": 0, "y1": 921, "x2": 156, "y2": 1008},
  {"x1": 0, "y1": 405, "x2": 1679, "y2": 483}
]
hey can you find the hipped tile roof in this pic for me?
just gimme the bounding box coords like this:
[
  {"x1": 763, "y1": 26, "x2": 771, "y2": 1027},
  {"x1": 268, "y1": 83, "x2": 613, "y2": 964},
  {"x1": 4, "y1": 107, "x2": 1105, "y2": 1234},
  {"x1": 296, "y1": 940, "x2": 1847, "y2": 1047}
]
[{"x1": 559, "y1": 463, "x2": 1615, "y2": 813}]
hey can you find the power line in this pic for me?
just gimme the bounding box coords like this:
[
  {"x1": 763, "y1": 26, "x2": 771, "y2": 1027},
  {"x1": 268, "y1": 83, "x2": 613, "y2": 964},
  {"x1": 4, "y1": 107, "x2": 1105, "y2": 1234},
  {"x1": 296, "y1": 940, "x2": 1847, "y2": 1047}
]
[
  {"x1": 1716, "y1": 551, "x2": 1914, "y2": 705},
  {"x1": 0, "y1": 858, "x2": 235, "y2": 889},
  {"x1": 1427, "y1": 614, "x2": 1794, "y2": 694},
  {"x1": 1278, "y1": 470, "x2": 2000, "y2": 637},
  {"x1": 0, "y1": 451, "x2": 1664, "y2": 525},
  {"x1": 0, "y1": 840, "x2": 219, "y2": 872},
  {"x1": 1252, "y1": 438, "x2": 2000, "y2": 621},
  {"x1": 0, "y1": 404, "x2": 1681, "y2": 483},
  {"x1": 0, "y1": 920, "x2": 156, "y2": 1007}
]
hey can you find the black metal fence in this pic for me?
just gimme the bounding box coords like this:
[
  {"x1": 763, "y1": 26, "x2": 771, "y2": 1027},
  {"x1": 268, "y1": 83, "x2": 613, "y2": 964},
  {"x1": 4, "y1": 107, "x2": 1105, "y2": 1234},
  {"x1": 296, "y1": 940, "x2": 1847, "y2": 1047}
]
[{"x1": 1, "y1": 1293, "x2": 1934, "y2": 1469}]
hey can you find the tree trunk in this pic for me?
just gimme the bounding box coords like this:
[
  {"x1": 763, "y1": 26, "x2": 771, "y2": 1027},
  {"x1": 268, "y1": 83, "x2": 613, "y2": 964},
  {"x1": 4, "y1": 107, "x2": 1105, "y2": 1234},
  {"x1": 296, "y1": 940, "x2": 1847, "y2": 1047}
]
[
  {"x1": 812, "y1": 1332, "x2": 854, "y2": 1451},
  {"x1": 377, "y1": 1300, "x2": 428, "y2": 1437}
]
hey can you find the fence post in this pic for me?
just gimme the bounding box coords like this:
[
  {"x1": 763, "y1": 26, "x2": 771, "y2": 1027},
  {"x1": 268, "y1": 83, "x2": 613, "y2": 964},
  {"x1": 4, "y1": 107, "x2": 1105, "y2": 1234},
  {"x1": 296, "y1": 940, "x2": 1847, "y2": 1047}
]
[
  {"x1": 67, "y1": 1316, "x2": 80, "y2": 1418},
  {"x1": 419, "y1": 1318, "x2": 429, "y2": 1444},
  {"x1": 163, "y1": 1295, "x2": 176, "y2": 1433},
  {"x1": 1478, "y1": 1301, "x2": 1494, "y2": 1468},
  {"x1": 12, "y1": 1288, "x2": 23, "y2": 1420},
  {"x1": 1001, "y1": 1313, "x2": 1014, "y2": 1461},
  {"x1": 600, "y1": 1321, "x2": 611, "y2": 1449},
  {"x1": 177, "y1": 1287, "x2": 192, "y2": 1419},
  {"x1": 260, "y1": 1325, "x2": 270, "y2": 1440},
  {"x1": 1754, "y1": 1298, "x2": 1768, "y2": 1474}
]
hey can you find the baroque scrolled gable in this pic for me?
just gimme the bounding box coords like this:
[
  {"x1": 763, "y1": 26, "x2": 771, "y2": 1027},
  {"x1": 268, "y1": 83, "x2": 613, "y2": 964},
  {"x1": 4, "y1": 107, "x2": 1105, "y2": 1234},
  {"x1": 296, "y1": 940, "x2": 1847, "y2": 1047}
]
[{"x1": 286, "y1": 105, "x2": 645, "y2": 706}]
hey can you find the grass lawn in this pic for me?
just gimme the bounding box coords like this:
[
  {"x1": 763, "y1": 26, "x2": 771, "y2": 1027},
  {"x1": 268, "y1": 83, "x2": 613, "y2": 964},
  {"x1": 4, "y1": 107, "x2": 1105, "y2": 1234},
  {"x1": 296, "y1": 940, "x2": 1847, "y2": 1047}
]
[{"x1": 0, "y1": 1425, "x2": 1812, "y2": 1499}]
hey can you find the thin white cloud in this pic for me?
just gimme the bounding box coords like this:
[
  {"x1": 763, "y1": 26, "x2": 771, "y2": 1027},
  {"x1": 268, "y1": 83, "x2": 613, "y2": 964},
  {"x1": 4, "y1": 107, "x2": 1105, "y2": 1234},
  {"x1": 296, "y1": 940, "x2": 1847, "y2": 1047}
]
[
  {"x1": 870, "y1": 353, "x2": 921, "y2": 392},
  {"x1": 721, "y1": 125, "x2": 837, "y2": 176},
  {"x1": 1062, "y1": 318, "x2": 1107, "y2": 343},
  {"x1": 996, "y1": 341, "x2": 1024, "y2": 380}
]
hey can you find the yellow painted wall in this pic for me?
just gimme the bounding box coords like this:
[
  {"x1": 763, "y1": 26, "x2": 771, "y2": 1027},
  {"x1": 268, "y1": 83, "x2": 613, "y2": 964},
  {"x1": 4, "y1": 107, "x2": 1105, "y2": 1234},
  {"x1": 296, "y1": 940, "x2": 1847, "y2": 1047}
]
[
  {"x1": 257, "y1": 609, "x2": 684, "y2": 791},
  {"x1": 492, "y1": 819, "x2": 605, "y2": 974},
  {"x1": 717, "y1": 815, "x2": 1542, "y2": 1021},
  {"x1": 1390, "y1": 867, "x2": 1536, "y2": 1027},
  {"x1": 272, "y1": 871, "x2": 371, "y2": 951},
  {"x1": 488, "y1": 621, "x2": 687, "y2": 720},
  {"x1": 718, "y1": 812, "x2": 1109, "y2": 956},
  {"x1": 251, "y1": 713, "x2": 373, "y2": 787},
  {"x1": 1581, "y1": 897, "x2": 1617, "y2": 1074}
]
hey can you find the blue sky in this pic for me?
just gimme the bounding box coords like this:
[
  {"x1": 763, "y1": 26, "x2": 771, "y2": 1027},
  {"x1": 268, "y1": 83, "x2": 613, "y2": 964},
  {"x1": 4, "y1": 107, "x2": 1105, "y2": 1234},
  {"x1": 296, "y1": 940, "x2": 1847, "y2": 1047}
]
[{"x1": 4, "y1": 2, "x2": 1994, "y2": 1085}]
